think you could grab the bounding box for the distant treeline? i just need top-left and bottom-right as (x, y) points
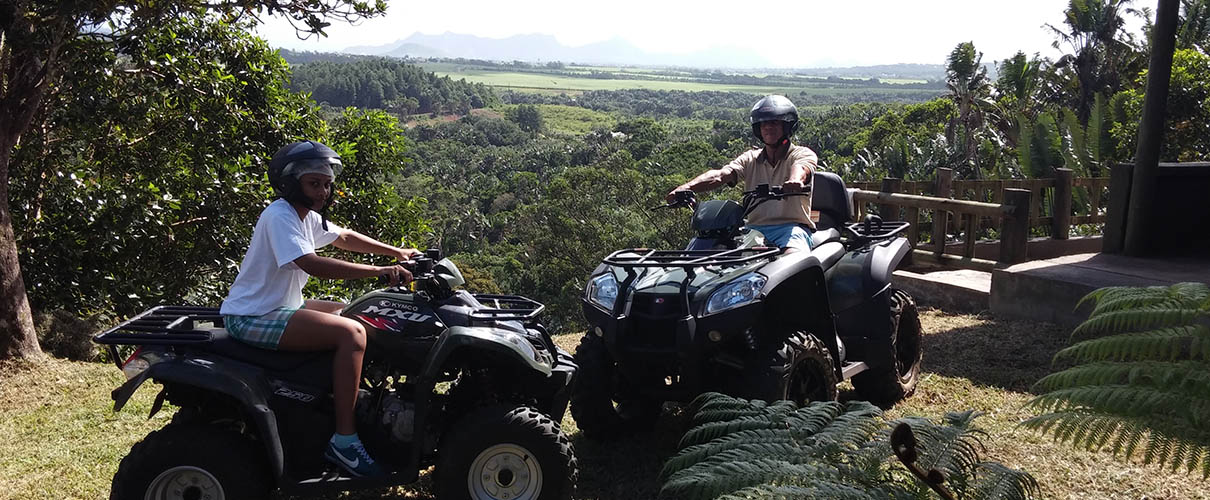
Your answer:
(287, 57), (499, 113)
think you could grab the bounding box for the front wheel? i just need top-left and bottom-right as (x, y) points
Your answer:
(852, 288), (923, 408)
(568, 335), (662, 438)
(436, 405), (578, 500)
(744, 332), (839, 405)
(109, 424), (270, 500)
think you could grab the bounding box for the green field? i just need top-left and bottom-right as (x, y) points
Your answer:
(422, 63), (940, 98)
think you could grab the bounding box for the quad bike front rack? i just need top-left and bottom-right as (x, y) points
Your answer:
(468, 294), (545, 323)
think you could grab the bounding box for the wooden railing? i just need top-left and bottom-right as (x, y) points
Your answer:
(847, 168), (1112, 269)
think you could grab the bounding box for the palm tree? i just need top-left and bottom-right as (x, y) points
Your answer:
(945, 42), (1001, 179)
(1046, 0), (1139, 123)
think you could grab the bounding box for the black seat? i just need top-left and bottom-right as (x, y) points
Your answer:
(811, 171), (852, 231)
(203, 329), (332, 374)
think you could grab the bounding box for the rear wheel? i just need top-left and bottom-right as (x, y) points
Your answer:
(436, 405), (577, 500)
(569, 335), (662, 438)
(109, 424), (270, 500)
(745, 332), (839, 405)
(852, 288), (923, 408)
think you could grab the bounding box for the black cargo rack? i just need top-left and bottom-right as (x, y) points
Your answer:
(845, 220), (911, 240)
(601, 247), (781, 268)
(94, 305), (223, 347)
(469, 294), (545, 322)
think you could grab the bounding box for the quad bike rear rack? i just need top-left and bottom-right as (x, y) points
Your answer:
(845, 219), (911, 241)
(93, 305), (223, 368)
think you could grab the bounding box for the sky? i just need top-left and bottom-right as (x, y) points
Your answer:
(255, 0), (1149, 68)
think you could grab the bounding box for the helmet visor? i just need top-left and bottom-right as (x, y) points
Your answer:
(283, 158), (342, 179)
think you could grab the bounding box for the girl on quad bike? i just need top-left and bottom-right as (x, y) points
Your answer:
(219, 140), (419, 477)
(666, 95), (818, 253)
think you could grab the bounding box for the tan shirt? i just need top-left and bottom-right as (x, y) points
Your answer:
(722, 145), (818, 228)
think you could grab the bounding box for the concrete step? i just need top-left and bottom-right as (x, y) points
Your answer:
(990, 253), (1210, 327)
(893, 268), (991, 314)
(892, 252), (1210, 328)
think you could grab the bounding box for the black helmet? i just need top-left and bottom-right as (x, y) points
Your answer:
(749, 95), (799, 146)
(268, 140), (342, 208)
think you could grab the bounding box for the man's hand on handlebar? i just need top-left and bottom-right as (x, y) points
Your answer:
(782, 179), (805, 194)
(665, 187), (690, 204)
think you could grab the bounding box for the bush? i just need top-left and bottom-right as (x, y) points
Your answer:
(35, 309), (100, 362)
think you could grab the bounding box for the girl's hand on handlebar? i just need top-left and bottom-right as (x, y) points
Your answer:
(377, 264), (413, 287)
(395, 247), (422, 260)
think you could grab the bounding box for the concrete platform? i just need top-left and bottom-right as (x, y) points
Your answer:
(893, 268), (991, 313)
(892, 252), (1209, 327)
(990, 253), (1210, 327)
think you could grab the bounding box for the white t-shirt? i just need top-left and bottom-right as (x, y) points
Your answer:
(220, 199), (344, 316)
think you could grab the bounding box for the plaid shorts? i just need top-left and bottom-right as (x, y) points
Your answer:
(223, 307), (299, 350)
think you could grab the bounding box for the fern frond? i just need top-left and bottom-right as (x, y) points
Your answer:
(1032, 360), (1210, 396)
(662, 441), (809, 479)
(714, 481), (904, 500)
(970, 462), (1043, 500)
(678, 401), (849, 448)
(1072, 308), (1203, 339)
(687, 391), (761, 415)
(1085, 282), (1209, 316)
(1028, 382), (1210, 423)
(693, 399), (799, 426)
(659, 458), (834, 500)
(1054, 325), (1210, 363)
(1021, 411), (1210, 477)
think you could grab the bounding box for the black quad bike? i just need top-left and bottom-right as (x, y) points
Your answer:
(94, 250), (578, 500)
(572, 172), (923, 436)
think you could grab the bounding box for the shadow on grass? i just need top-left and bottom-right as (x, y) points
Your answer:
(568, 409), (688, 500)
(278, 411), (688, 500)
(916, 312), (1071, 392)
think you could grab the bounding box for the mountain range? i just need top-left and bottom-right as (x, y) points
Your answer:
(344, 32), (775, 69)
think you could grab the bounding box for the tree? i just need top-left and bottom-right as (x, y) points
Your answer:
(1110, 48), (1210, 161)
(10, 16), (329, 321)
(0, 1), (386, 360)
(508, 104), (545, 133)
(1046, 0), (1139, 122)
(945, 42), (1001, 179)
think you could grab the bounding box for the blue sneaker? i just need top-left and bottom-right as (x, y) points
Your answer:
(324, 439), (384, 477)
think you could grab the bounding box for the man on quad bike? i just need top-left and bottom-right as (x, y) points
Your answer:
(219, 139), (419, 477)
(666, 95), (818, 252)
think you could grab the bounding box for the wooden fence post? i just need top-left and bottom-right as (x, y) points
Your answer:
(1001, 188), (1031, 264)
(932, 169), (952, 255)
(879, 178), (902, 220)
(1052, 168), (1073, 240)
(904, 206), (920, 266)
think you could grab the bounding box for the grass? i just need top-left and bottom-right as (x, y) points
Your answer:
(2, 309), (1207, 499)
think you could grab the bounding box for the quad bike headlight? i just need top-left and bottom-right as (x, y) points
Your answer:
(587, 273), (619, 311)
(705, 272), (767, 314)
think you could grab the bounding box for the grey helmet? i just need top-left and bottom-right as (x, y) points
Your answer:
(267, 140), (343, 227)
(749, 95), (799, 146)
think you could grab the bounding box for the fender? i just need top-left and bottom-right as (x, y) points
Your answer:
(825, 237), (911, 314)
(110, 356), (286, 481)
(421, 326), (553, 379)
(755, 242), (848, 373)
